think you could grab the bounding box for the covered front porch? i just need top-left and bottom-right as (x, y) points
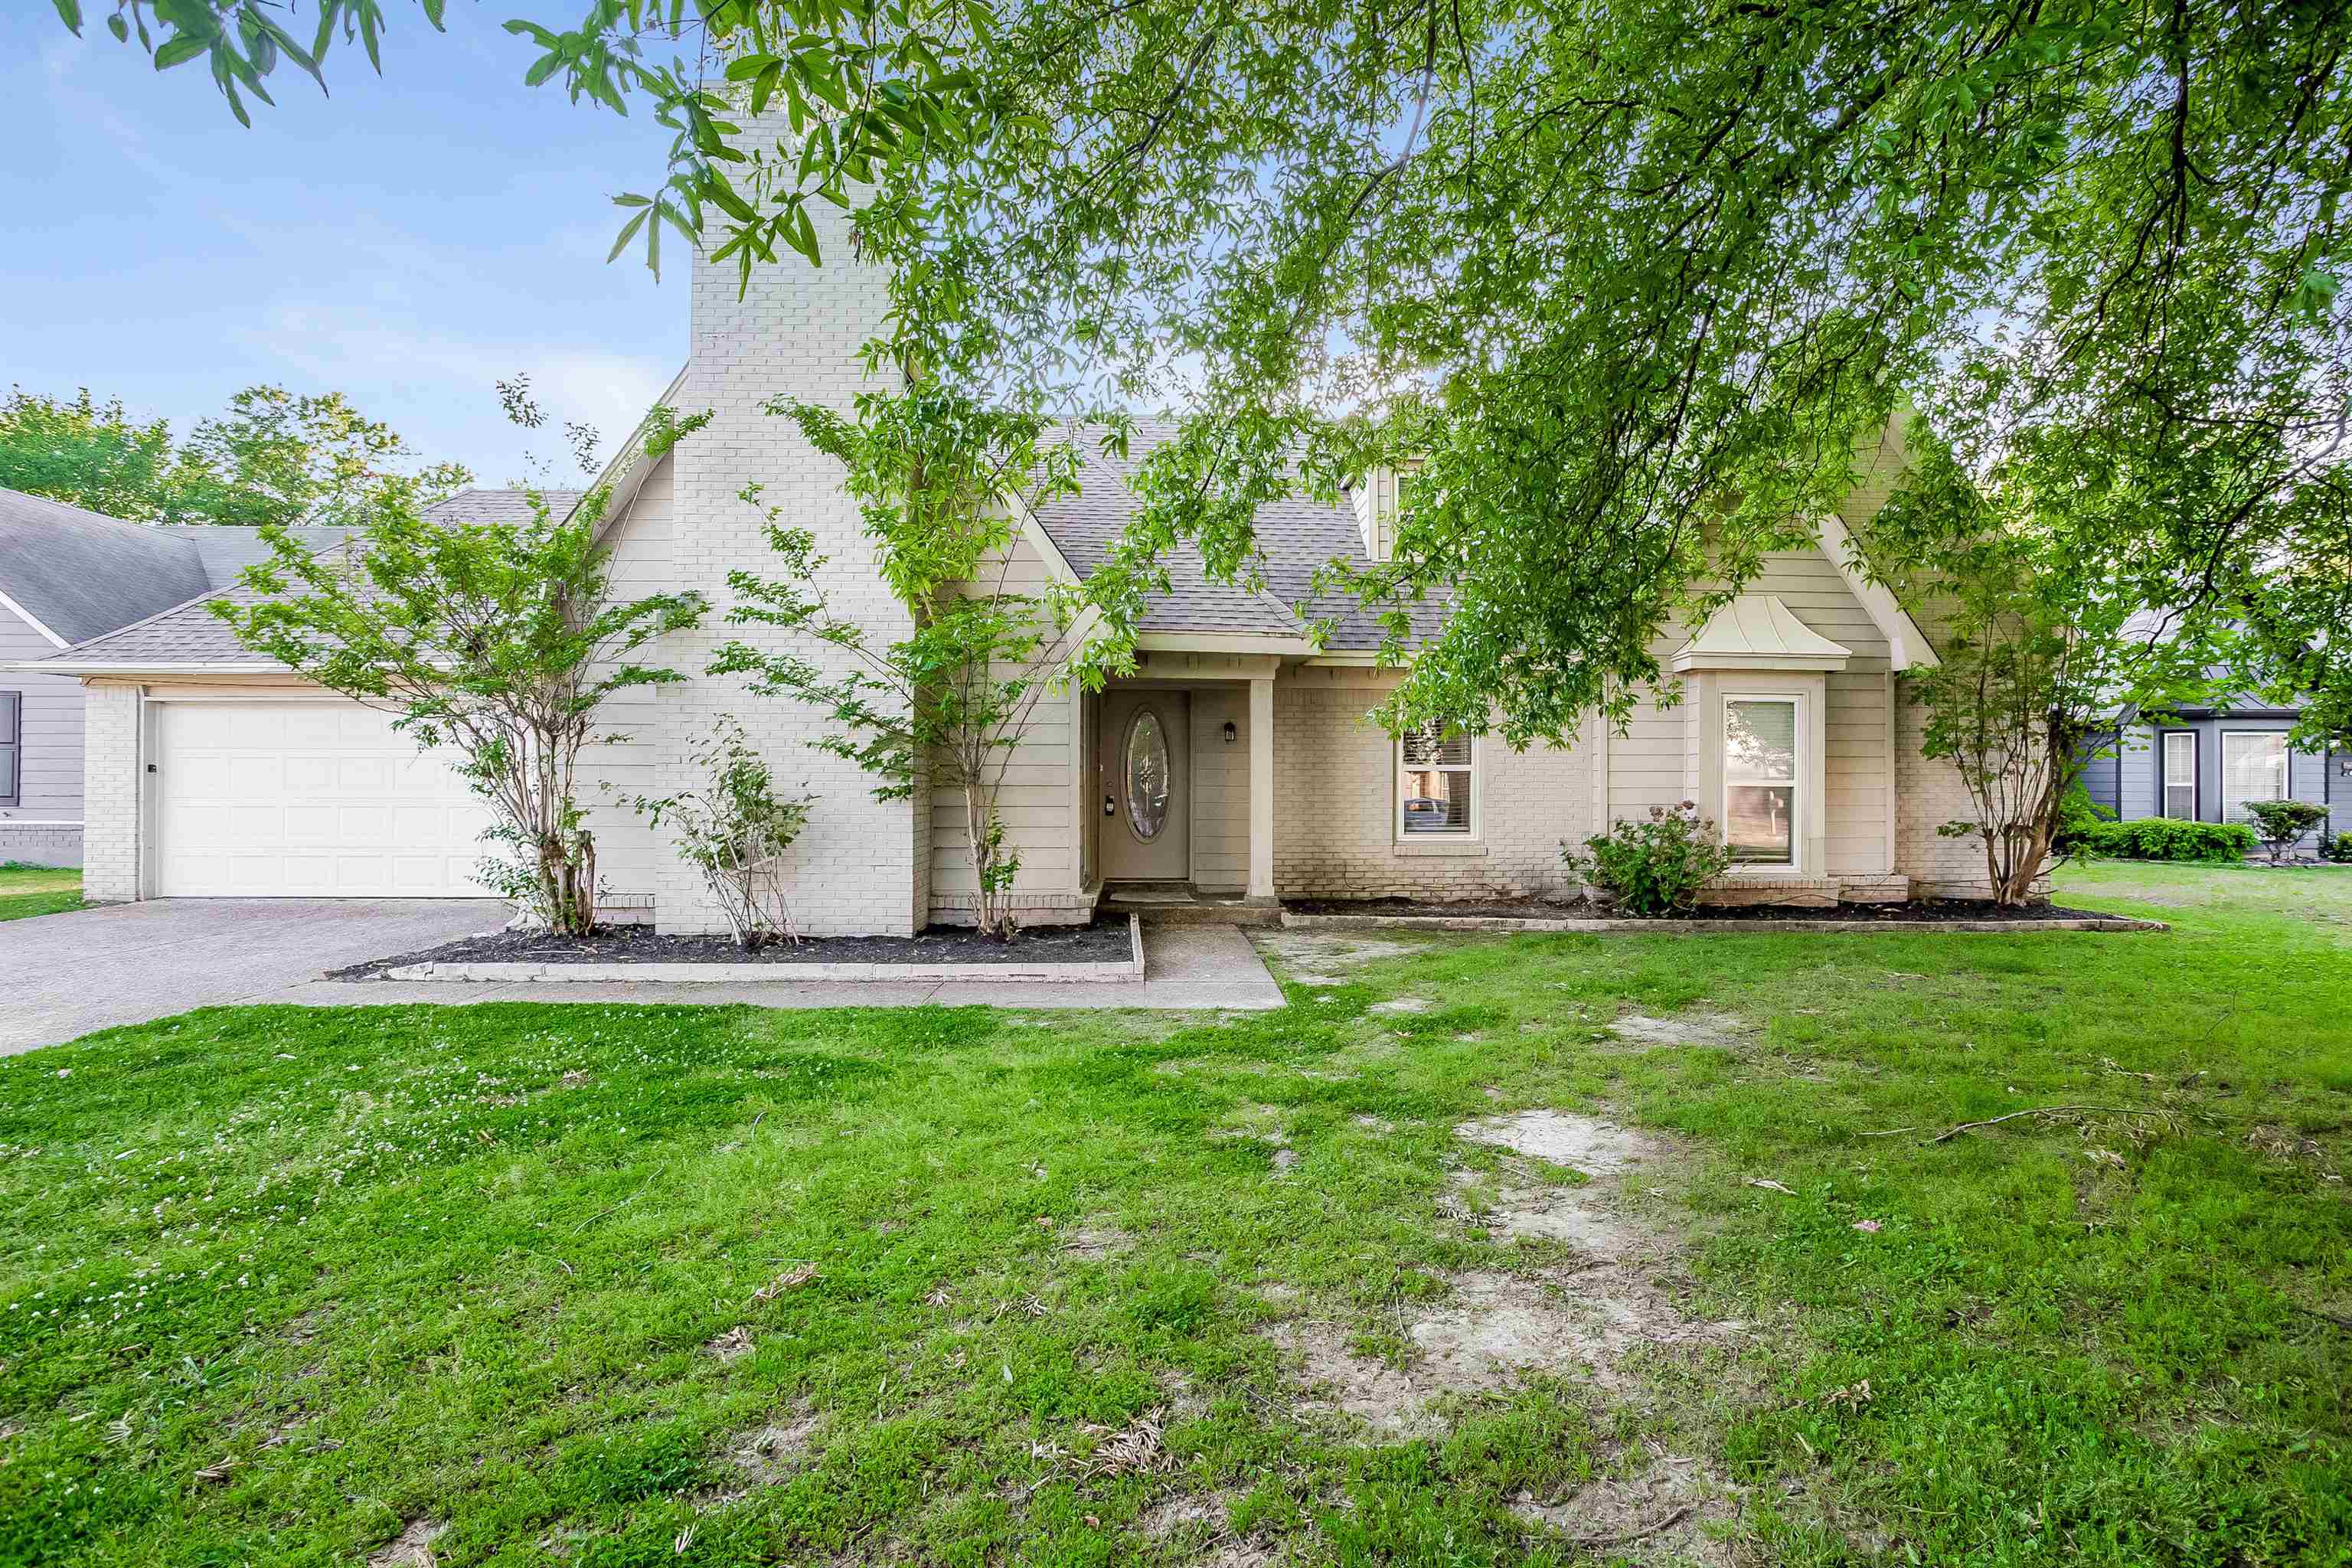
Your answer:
(1083, 648), (1282, 920)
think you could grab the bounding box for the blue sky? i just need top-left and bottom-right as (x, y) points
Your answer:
(2, 7), (687, 488)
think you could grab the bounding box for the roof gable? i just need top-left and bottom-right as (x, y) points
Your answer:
(0, 488), (212, 645)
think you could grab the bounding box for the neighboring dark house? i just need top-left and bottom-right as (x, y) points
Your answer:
(2085, 696), (2343, 851)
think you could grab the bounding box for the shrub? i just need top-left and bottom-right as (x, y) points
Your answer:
(2076, 818), (2257, 863)
(2321, 831), (2352, 864)
(2051, 782), (2114, 856)
(2242, 799), (2331, 864)
(1566, 802), (1735, 916)
(629, 717), (815, 949)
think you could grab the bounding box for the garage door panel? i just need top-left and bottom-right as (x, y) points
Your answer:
(274, 854), (338, 894)
(283, 707), (344, 744)
(155, 701), (492, 897)
(336, 755), (395, 792)
(227, 755), (284, 795)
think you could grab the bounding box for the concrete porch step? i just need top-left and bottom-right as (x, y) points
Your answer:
(1100, 884), (1281, 927)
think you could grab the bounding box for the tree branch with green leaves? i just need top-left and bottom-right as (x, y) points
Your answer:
(710, 387), (1105, 939)
(214, 411), (710, 932)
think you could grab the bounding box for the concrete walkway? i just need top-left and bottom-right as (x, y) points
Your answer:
(2, 898), (509, 1054)
(273, 925), (1287, 1014)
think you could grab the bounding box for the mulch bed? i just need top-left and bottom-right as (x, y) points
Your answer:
(334, 917), (1135, 978)
(1281, 896), (2127, 923)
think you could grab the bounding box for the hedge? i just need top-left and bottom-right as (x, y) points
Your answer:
(2076, 818), (2258, 863)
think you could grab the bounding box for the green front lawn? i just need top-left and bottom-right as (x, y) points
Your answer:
(0, 863), (83, 923)
(3, 864), (2347, 1566)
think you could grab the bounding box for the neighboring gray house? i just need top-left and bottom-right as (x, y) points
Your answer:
(2086, 697), (2343, 850)
(0, 488), (351, 867)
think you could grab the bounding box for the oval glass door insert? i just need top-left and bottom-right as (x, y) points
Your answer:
(1123, 709), (1171, 841)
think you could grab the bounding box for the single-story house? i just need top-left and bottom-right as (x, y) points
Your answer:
(2085, 698), (2343, 850)
(0, 488), (349, 867)
(11, 109), (1993, 933)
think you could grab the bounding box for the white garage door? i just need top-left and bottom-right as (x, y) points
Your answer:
(153, 701), (496, 897)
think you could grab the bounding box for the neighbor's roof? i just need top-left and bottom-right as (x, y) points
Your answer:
(0, 487), (352, 647)
(0, 488), (211, 645)
(14, 488), (573, 670)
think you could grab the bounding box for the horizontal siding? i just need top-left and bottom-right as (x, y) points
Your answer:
(1824, 670), (1890, 874)
(0, 611), (83, 818)
(1191, 687), (1249, 891)
(927, 536), (1081, 900)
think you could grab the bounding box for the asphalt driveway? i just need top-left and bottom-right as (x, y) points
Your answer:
(1, 898), (509, 1054)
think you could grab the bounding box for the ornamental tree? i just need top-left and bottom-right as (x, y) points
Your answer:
(215, 413), (710, 932)
(1864, 430), (2230, 904)
(710, 387), (1102, 940)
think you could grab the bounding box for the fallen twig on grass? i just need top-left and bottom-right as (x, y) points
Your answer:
(2289, 1302), (2352, 1332)
(571, 1165), (667, 1232)
(1560, 1504), (1695, 1549)
(1899, 1106), (2170, 1145)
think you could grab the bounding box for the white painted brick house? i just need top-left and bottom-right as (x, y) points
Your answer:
(16, 162), (1994, 926)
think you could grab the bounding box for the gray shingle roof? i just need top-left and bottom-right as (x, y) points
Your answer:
(1032, 422), (1440, 651)
(0, 488), (214, 645)
(21, 490), (582, 670)
(171, 525), (355, 585)
(30, 438), (1426, 670)
(424, 487), (585, 524)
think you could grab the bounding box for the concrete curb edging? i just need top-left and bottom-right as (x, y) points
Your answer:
(1279, 912), (2168, 936)
(381, 914), (1148, 984)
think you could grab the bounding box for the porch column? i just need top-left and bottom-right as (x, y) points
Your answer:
(1249, 675), (1276, 900)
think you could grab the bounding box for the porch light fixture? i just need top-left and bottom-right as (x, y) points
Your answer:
(1223, 720), (1239, 745)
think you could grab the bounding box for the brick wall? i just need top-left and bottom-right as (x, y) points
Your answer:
(0, 824), (80, 868)
(1272, 668), (1586, 900)
(80, 682), (141, 902)
(656, 106), (922, 936)
(1893, 686), (2004, 897)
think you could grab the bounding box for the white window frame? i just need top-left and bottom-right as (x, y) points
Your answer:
(1396, 724), (1478, 841)
(2160, 730), (2197, 820)
(1723, 692), (1803, 873)
(2220, 730), (2290, 823)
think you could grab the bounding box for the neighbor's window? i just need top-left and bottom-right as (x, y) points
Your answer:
(2221, 731), (2288, 823)
(1724, 697), (1798, 867)
(2161, 730), (2197, 819)
(1399, 723), (1475, 836)
(0, 690), (19, 809)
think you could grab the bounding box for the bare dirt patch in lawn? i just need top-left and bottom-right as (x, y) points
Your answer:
(1606, 1010), (1753, 1051)
(1137, 1488), (1285, 1564)
(366, 1519), (447, 1568)
(1511, 1450), (1739, 1566)
(1455, 1109), (1657, 1175)
(1138, 1489), (1235, 1539)
(720, 1408), (823, 1488)
(1261, 1109), (1741, 1436)
(1060, 1221), (1136, 1260)
(1253, 929), (1436, 985)
(1370, 996), (1434, 1015)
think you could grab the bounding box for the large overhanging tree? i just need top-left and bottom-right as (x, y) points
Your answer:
(64, 0), (2351, 745)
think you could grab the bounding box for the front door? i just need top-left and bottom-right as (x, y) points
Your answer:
(1099, 691), (1190, 881)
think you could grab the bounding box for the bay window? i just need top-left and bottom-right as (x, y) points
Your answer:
(1724, 696), (1799, 867)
